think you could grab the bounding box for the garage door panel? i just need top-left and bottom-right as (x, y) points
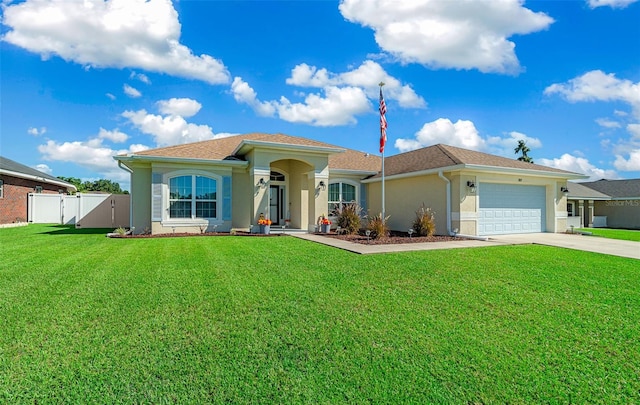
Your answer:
(479, 183), (545, 236)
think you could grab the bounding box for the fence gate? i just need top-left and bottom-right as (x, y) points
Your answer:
(28, 193), (129, 228)
(28, 194), (78, 224)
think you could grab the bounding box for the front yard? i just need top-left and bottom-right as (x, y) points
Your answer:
(577, 227), (640, 241)
(1, 225), (638, 403)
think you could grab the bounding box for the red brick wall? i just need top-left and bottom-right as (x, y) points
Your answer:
(0, 175), (63, 224)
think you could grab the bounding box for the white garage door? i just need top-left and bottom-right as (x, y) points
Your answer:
(478, 183), (546, 235)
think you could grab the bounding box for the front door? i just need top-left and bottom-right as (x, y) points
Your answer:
(269, 185), (284, 225)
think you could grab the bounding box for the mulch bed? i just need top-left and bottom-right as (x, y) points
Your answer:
(109, 231), (281, 238)
(324, 230), (458, 245)
(110, 230), (457, 244)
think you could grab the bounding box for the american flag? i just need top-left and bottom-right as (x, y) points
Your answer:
(379, 87), (387, 153)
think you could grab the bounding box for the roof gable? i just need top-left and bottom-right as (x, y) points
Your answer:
(126, 132), (382, 172)
(377, 144), (581, 178)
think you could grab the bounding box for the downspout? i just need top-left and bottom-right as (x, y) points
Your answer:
(118, 161), (134, 231)
(438, 171), (452, 236)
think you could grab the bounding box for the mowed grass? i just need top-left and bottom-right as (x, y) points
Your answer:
(577, 227), (640, 242)
(1, 225), (639, 403)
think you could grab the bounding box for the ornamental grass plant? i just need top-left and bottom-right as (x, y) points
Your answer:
(336, 202), (362, 235)
(413, 204), (436, 236)
(366, 212), (390, 239)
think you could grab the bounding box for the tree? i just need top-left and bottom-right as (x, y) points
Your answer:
(514, 140), (533, 163)
(57, 177), (128, 194)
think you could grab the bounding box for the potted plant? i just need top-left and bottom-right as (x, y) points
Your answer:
(258, 213), (272, 234)
(318, 214), (331, 233)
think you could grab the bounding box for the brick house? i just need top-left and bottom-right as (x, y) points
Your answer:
(0, 156), (77, 224)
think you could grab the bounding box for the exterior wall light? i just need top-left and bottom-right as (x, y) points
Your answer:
(258, 178), (266, 187)
(318, 180), (326, 190)
(560, 186), (569, 194)
(466, 181), (476, 193)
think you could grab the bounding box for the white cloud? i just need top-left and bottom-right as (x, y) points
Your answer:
(122, 108), (216, 146)
(34, 164), (53, 175)
(396, 118), (485, 152)
(544, 70), (640, 117)
(595, 118), (622, 128)
(2, 0), (230, 84)
(538, 154), (619, 181)
(130, 71), (151, 84)
(286, 60), (426, 108)
(106, 93), (116, 100)
(588, 0), (638, 8)
(27, 126), (46, 136)
(627, 123), (640, 139)
(394, 119), (542, 157)
(614, 149), (640, 171)
(123, 84), (141, 98)
(232, 76), (371, 126)
(98, 128), (128, 143)
(230, 61), (424, 126)
(339, 0), (553, 74)
(38, 136), (149, 184)
(157, 98), (202, 118)
(230, 77), (277, 116)
(276, 86), (371, 126)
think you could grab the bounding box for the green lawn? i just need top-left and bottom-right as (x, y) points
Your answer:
(577, 227), (640, 242)
(1, 225), (639, 403)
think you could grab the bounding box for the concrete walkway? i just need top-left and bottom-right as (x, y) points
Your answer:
(293, 232), (639, 259)
(488, 233), (639, 260)
(293, 233), (506, 254)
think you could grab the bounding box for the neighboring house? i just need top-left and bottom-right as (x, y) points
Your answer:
(114, 133), (585, 236)
(567, 179), (640, 229)
(0, 156), (77, 224)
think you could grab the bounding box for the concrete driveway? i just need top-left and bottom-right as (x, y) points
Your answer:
(488, 233), (639, 260)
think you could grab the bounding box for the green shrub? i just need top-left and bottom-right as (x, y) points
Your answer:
(336, 203), (362, 235)
(367, 213), (390, 240)
(413, 204), (436, 236)
(114, 227), (127, 236)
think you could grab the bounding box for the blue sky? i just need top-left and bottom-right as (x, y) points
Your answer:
(1, 0), (639, 190)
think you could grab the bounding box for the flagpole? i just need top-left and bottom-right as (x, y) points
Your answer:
(379, 82), (386, 221)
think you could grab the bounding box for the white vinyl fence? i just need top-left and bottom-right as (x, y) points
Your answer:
(28, 193), (130, 228)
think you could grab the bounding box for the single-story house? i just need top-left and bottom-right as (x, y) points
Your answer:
(114, 133), (586, 236)
(567, 179), (640, 229)
(0, 156), (77, 225)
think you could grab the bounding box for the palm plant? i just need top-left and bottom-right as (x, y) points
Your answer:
(515, 140), (533, 163)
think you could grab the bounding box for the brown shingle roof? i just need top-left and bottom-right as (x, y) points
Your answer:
(375, 144), (580, 177)
(579, 179), (640, 198)
(125, 136), (581, 178)
(567, 182), (610, 199)
(129, 133), (382, 172)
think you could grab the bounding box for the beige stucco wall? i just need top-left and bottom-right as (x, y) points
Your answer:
(231, 167), (251, 229)
(463, 173), (568, 235)
(594, 200), (640, 229)
(149, 162), (235, 234)
(367, 173), (448, 235)
(368, 171), (570, 236)
(248, 150), (329, 232)
(130, 165), (151, 234)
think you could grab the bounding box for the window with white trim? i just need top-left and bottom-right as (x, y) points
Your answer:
(169, 175), (217, 219)
(328, 182), (356, 216)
